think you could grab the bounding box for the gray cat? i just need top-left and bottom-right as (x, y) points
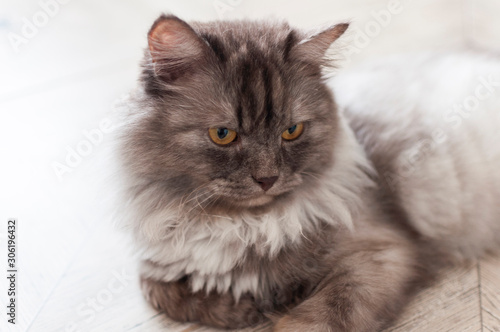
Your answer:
(114, 14), (500, 331)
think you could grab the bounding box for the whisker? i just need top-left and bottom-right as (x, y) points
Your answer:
(190, 191), (217, 215)
(179, 183), (210, 208)
(301, 171), (322, 181)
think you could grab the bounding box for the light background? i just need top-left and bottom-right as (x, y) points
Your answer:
(1, 0), (499, 331)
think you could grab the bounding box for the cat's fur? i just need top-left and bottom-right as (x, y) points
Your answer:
(115, 14), (500, 331)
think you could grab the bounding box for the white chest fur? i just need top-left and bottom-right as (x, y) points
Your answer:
(125, 121), (371, 298)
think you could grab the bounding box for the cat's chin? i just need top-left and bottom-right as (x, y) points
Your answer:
(230, 194), (276, 208)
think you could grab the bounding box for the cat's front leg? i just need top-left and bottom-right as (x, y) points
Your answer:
(140, 276), (266, 329)
(274, 225), (424, 332)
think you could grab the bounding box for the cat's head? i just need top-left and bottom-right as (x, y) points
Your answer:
(122, 15), (348, 211)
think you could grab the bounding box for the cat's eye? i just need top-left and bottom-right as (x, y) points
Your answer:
(281, 123), (304, 141)
(209, 127), (238, 145)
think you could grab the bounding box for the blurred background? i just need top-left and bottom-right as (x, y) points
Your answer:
(0, 1), (499, 331)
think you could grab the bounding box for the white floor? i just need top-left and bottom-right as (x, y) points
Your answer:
(1, 1), (499, 331)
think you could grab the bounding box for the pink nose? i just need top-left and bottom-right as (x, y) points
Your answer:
(252, 176), (278, 191)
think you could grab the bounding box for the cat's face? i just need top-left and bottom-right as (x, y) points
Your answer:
(123, 16), (348, 210)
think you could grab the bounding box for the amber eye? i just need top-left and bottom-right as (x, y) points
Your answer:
(209, 127), (238, 145)
(281, 123), (304, 141)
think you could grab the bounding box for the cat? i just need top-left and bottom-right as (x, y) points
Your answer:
(113, 14), (500, 331)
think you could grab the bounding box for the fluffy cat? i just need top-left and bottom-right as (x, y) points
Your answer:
(114, 14), (500, 331)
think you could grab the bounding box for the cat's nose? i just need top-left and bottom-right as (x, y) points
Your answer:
(252, 176), (278, 191)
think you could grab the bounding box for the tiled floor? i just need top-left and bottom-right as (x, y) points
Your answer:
(0, 1), (499, 331)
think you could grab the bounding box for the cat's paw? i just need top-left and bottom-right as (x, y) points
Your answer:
(140, 276), (198, 323)
(141, 276), (267, 329)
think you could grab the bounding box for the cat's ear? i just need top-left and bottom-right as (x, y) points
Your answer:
(292, 23), (349, 61)
(147, 14), (209, 81)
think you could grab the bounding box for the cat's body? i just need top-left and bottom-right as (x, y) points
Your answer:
(334, 52), (500, 260)
(116, 15), (500, 331)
